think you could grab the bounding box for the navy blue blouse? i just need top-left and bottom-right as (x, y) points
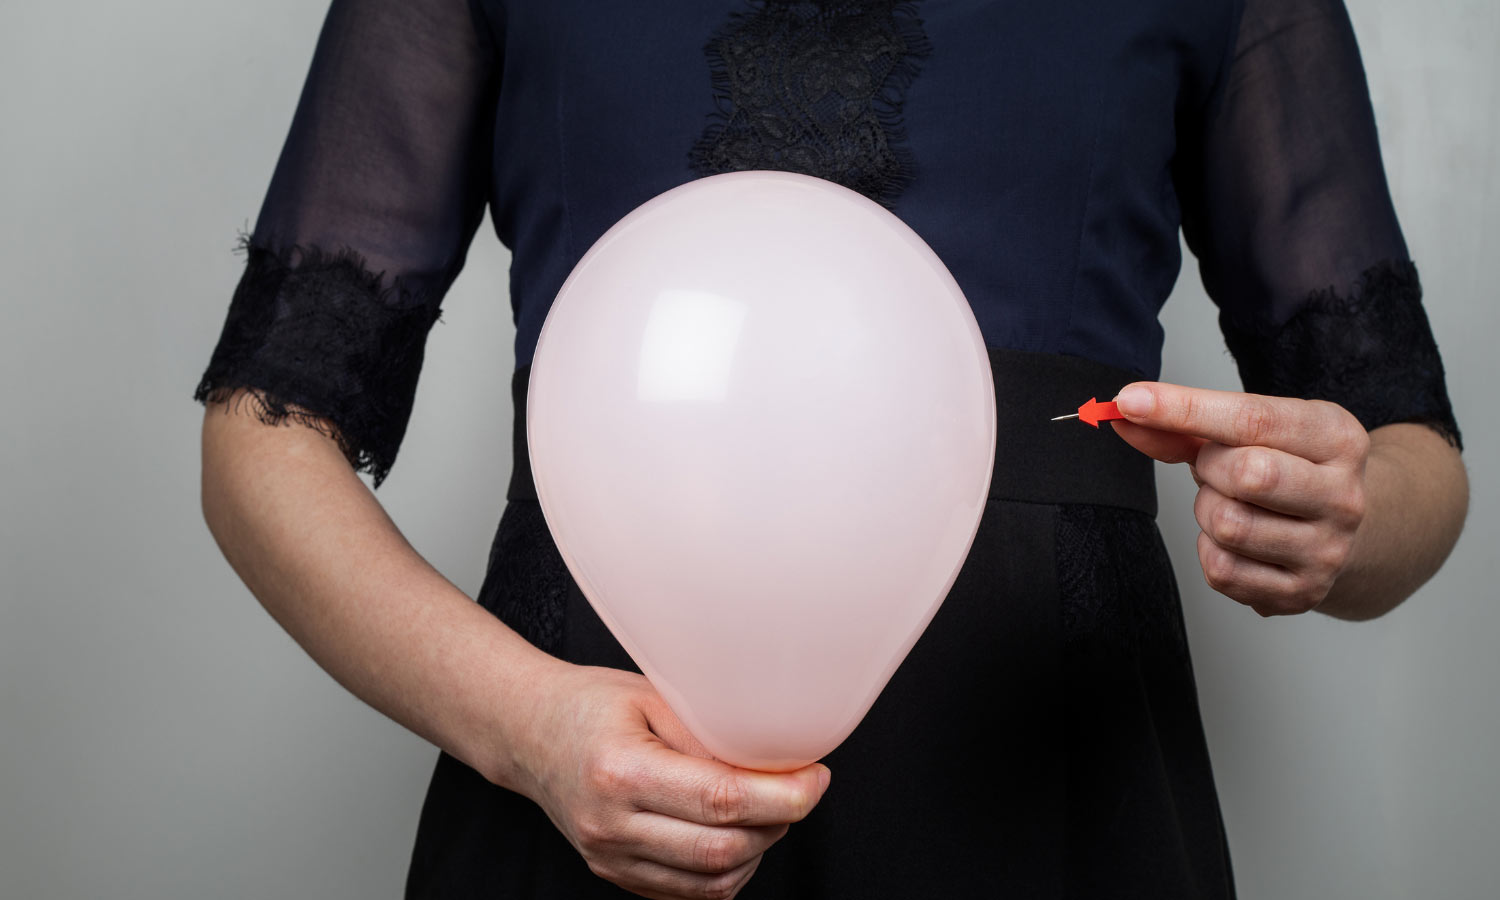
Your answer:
(197, 0), (1459, 485)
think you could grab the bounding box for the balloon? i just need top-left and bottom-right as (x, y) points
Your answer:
(528, 171), (995, 772)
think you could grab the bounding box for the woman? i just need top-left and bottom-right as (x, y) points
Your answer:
(196, 0), (1467, 897)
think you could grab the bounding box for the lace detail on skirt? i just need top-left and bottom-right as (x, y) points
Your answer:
(193, 240), (443, 486)
(689, 0), (932, 207)
(1220, 259), (1462, 449)
(1056, 505), (1186, 658)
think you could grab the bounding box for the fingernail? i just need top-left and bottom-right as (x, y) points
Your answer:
(817, 766), (831, 792)
(1116, 385), (1153, 417)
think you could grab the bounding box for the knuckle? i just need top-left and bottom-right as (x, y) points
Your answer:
(703, 775), (749, 825)
(1233, 448), (1280, 497)
(1314, 401), (1370, 456)
(1288, 579), (1326, 613)
(1211, 501), (1254, 549)
(1337, 483), (1367, 526)
(582, 749), (637, 798)
(1233, 401), (1278, 446)
(1192, 485), (1215, 527)
(1176, 390), (1200, 428)
(699, 873), (743, 900)
(583, 855), (615, 882)
(1200, 542), (1237, 593)
(1314, 540), (1352, 578)
(1277, 568), (1325, 608)
(1306, 398), (1341, 424)
(573, 812), (612, 850)
(1348, 425), (1371, 459)
(786, 784), (815, 822)
(694, 830), (744, 874)
(1255, 588), (1295, 616)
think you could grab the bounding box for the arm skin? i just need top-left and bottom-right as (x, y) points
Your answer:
(200, 393), (828, 900)
(1110, 383), (1468, 621)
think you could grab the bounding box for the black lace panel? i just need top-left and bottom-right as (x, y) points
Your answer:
(477, 501), (568, 655)
(193, 242), (444, 487)
(1220, 259), (1463, 449)
(1057, 505), (1187, 660)
(689, 0), (932, 207)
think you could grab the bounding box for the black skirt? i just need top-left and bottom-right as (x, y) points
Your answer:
(406, 349), (1236, 899)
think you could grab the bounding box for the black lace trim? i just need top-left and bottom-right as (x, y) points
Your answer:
(689, 0), (932, 207)
(193, 240), (443, 487)
(477, 501), (568, 655)
(1057, 505), (1187, 659)
(1220, 259), (1462, 450)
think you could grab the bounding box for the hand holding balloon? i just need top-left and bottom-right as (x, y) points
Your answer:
(511, 663), (830, 900)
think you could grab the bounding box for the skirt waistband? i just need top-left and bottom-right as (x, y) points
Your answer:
(506, 346), (1156, 516)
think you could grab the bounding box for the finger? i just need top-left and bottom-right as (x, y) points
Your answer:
(623, 813), (787, 873)
(1197, 531), (1327, 616)
(1115, 384), (1363, 463)
(612, 852), (761, 900)
(1193, 443), (1362, 521)
(1193, 484), (1327, 568)
(1109, 418), (1206, 465)
(632, 744), (830, 827)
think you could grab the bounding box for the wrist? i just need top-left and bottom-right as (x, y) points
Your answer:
(1317, 424), (1467, 620)
(459, 639), (576, 792)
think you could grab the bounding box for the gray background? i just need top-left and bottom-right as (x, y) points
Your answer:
(2, 1), (1495, 897)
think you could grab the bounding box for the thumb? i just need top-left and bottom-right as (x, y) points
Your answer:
(635, 689), (718, 761)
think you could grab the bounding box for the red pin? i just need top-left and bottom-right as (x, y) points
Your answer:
(1051, 397), (1124, 428)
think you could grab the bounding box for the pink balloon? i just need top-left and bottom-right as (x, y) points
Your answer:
(528, 171), (995, 772)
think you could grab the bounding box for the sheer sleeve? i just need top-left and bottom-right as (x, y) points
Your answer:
(194, 0), (498, 485)
(1179, 0), (1461, 448)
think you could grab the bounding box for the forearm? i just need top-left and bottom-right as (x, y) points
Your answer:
(199, 395), (566, 787)
(1319, 422), (1468, 620)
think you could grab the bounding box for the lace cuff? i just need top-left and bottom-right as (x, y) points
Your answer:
(193, 243), (443, 486)
(1220, 259), (1462, 449)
